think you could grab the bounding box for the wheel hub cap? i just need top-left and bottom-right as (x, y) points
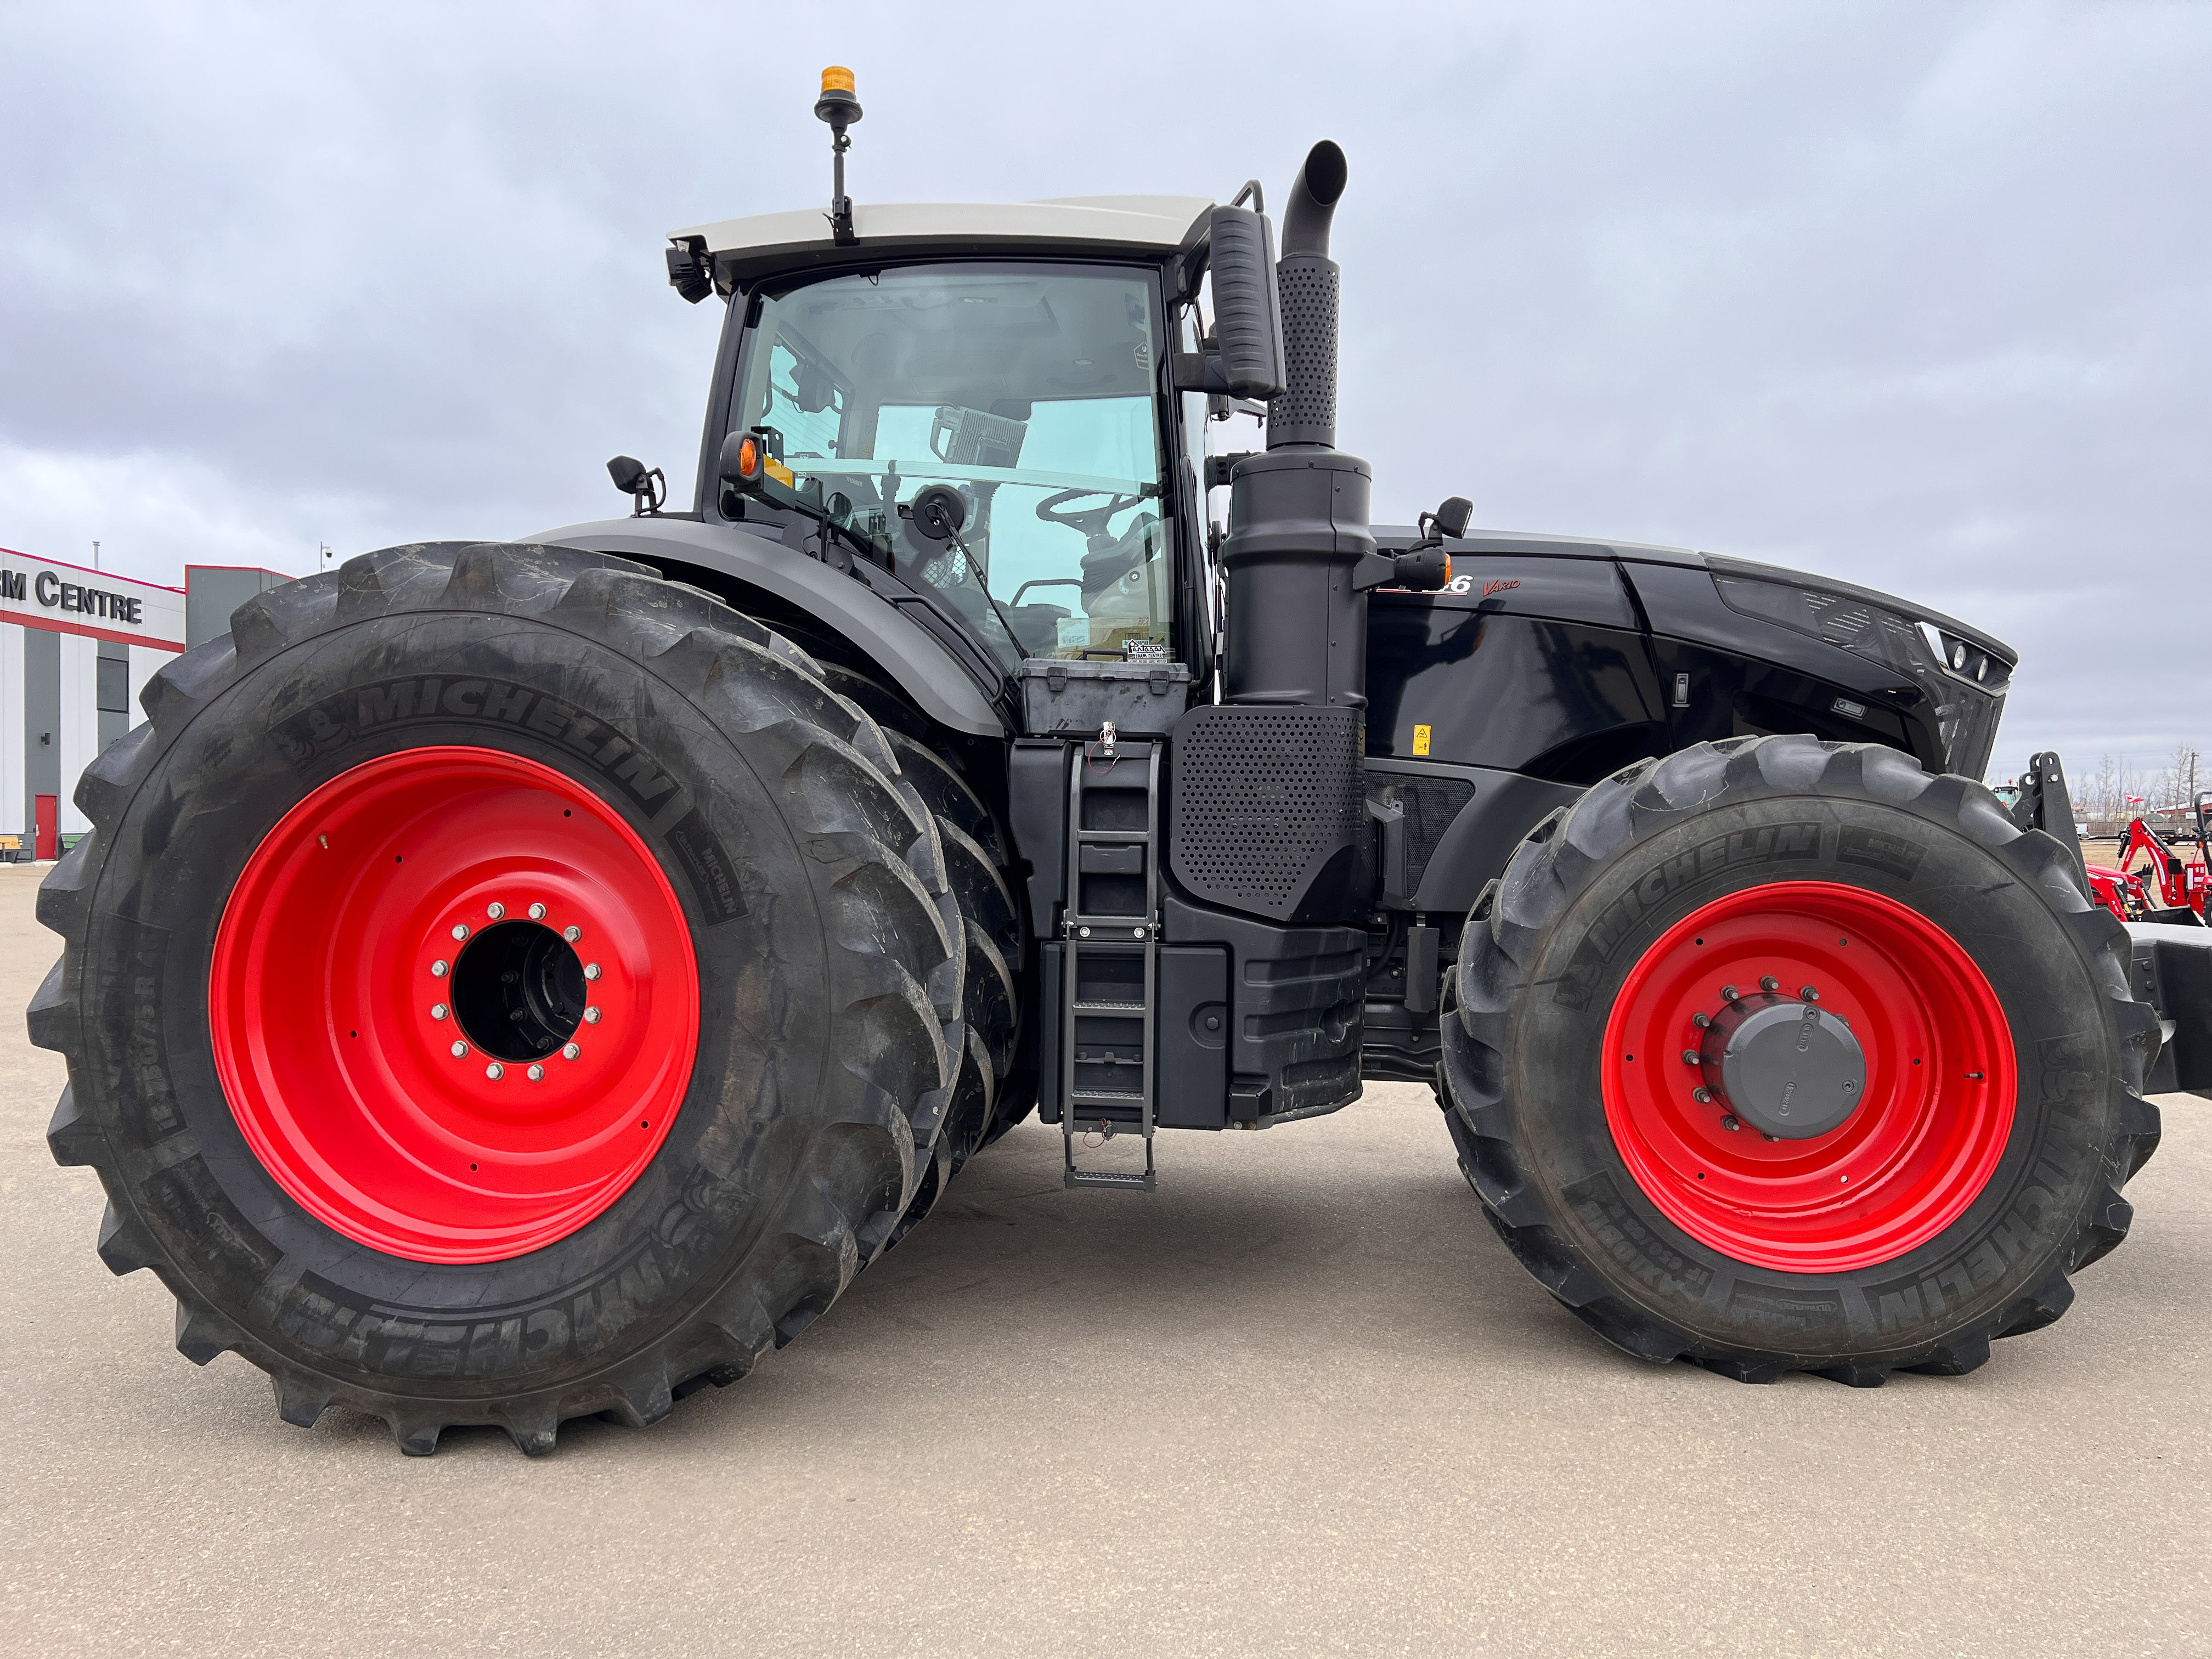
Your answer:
(1700, 991), (1866, 1139)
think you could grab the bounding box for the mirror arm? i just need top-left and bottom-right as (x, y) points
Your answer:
(1350, 553), (1402, 592)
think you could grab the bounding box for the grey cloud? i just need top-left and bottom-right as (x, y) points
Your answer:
(2, 0), (2205, 783)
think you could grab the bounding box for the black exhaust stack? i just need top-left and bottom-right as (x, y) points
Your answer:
(1267, 139), (1348, 452)
(1173, 142), (1378, 930)
(1217, 140), (1374, 713)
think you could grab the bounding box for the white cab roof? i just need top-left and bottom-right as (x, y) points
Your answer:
(672, 196), (1214, 285)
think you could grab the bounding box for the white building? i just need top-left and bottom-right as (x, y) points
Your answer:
(2, 549), (186, 860)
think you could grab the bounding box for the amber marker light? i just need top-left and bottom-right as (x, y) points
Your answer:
(735, 436), (760, 479)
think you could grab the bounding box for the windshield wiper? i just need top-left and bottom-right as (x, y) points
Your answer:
(940, 528), (1028, 661)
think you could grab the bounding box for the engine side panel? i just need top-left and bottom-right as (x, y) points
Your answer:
(1366, 546), (1665, 776)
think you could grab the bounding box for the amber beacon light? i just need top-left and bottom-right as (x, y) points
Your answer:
(815, 66), (863, 244)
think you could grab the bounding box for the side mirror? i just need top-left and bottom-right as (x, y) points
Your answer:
(899, 483), (967, 551)
(606, 454), (665, 516)
(1171, 207), (1285, 402)
(1404, 495), (1473, 557)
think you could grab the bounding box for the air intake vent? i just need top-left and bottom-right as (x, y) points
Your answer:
(1170, 704), (1364, 923)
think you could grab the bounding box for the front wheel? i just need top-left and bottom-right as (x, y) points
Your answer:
(1441, 736), (2162, 1384)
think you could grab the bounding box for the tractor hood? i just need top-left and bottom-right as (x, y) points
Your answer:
(1372, 525), (2017, 670)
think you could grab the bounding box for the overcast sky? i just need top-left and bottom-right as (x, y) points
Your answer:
(3, 1), (2206, 785)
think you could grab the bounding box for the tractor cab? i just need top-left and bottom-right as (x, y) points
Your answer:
(701, 240), (1193, 668)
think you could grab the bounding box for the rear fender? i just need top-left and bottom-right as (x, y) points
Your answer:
(532, 516), (1005, 738)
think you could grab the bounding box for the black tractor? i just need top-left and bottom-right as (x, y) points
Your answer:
(38, 72), (2211, 1453)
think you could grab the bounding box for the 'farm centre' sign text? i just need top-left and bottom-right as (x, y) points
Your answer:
(0, 550), (185, 651)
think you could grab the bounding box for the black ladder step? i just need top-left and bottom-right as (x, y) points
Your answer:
(1064, 1170), (1157, 1192)
(1070, 1000), (1145, 1013)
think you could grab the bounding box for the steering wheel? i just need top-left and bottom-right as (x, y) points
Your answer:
(1035, 488), (1146, 550)
(1009, 578), (1084, 608)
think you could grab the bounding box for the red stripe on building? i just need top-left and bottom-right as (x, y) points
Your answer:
(4, 611), (185, 652)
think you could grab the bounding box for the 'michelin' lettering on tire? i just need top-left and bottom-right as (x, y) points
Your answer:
(35, 540), (993, 1454)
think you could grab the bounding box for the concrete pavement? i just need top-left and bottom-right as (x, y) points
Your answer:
(1, 860), (2205, 1656)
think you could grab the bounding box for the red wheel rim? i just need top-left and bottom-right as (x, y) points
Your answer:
(1601, 881), (2015, 1273)
(210, 747), (700, 1263)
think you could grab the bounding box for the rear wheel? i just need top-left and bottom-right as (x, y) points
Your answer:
(1441, 736), (2162, 1383)
(37, 541), (971, 1452)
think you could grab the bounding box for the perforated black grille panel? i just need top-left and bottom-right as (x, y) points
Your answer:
(1267, 255), (1339, 447)
(1170, 704), (1364, 921)
(1395, 776), (1476, 895)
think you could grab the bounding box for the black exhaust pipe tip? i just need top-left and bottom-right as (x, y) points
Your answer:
(1281, 140), (1348, 258)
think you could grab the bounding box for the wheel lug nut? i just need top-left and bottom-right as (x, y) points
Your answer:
(1720, 985), (1739, 1001)
(450, 1041), (468, 1058)
(527, 1064), (545, 1081)
(1801, 986), (1820, 1001)
(529, 903), (547, 920)
(487, 902), (505, 920)
(563, 926), (581, 943)
(584, 963), (601, 981)
(584, 1007), (602, 1024)
(562, 1042), (581, 1060)
(431, 1003), (449, 1020)
(1721, 1114), (1740, 1131)
(1692, 1012), (1712, 1029)
(1680, 1049), (1701, 1065)
(1759, 975), (1779, 992)
(1761, 1132), (1779, 1143)
(452, 924), (470, 941)
(1693, 1087), (1713, 1103)
(431, 960), (448, 978)
(486, 1063), (504, 1080)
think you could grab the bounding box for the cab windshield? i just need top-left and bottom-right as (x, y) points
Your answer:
(732, 263), (1170, 668)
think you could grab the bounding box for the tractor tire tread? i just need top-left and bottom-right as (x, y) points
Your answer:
(33, 539), (972, 1455)
(1440, 733), (2159, 1387)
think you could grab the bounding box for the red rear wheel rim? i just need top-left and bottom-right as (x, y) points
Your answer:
(1601, 881), (2015, 1273)
(210, 747), (700, 1264)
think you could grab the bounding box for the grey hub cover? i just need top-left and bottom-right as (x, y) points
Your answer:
(1699, 992), (1866, 1139)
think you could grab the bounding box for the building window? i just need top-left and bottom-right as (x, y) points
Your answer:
(97, 656), (130, 715)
